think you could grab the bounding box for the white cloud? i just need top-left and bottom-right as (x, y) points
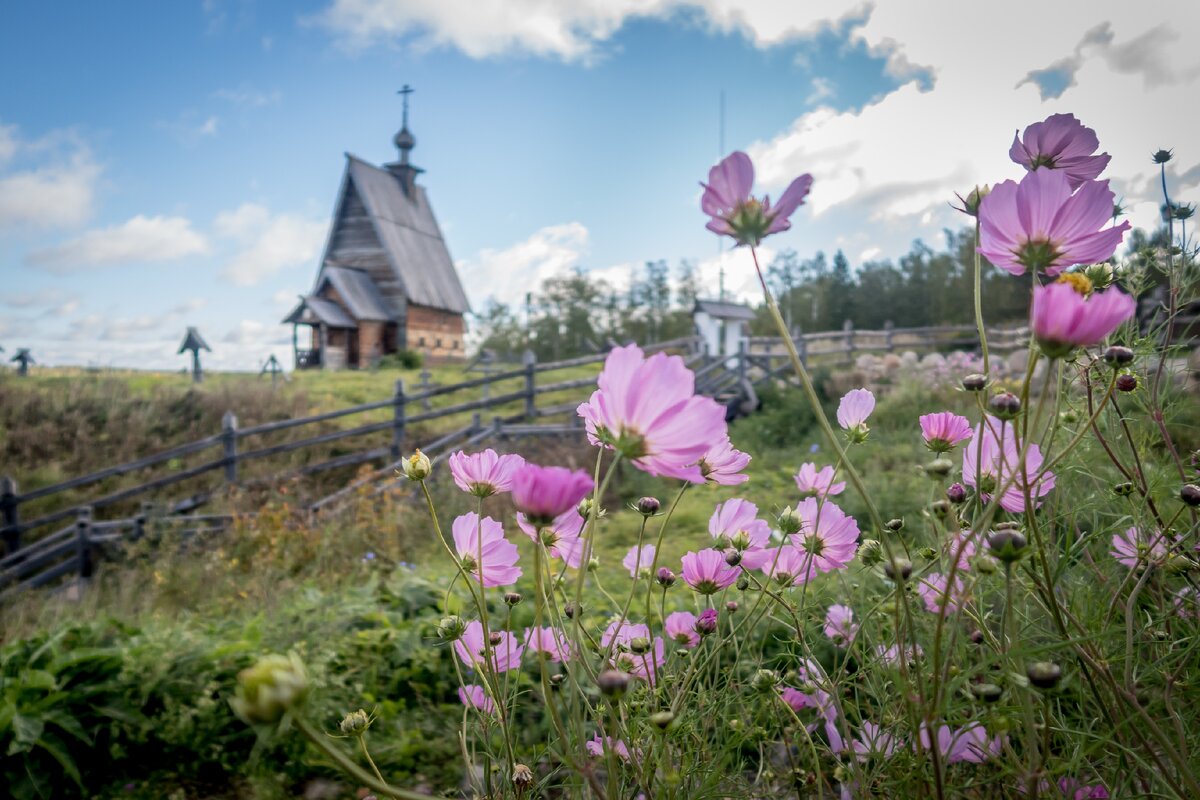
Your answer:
(0, 121), (100, 229)
(215, 203), (326, 286)
(806, 76), (836, 105)
(458, 222), (590, 307)
(214, 86), (282, 108)
(25, 215), (209, 272)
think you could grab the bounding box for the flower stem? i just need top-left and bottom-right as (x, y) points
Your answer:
(294, 717), (432, 800)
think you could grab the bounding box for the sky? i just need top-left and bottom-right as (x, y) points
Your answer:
(2, 0), (1198, 371)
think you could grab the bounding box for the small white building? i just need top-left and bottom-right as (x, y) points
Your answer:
(693, 299), (755, 357)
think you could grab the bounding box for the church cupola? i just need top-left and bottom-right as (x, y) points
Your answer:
(386, 84), (424, 196)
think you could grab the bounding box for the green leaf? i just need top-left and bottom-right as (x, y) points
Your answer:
(7, 712), (44, 754)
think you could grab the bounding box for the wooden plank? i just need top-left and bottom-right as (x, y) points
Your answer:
(0, 523), (74, 569)
(296, 447), (391, 476)
(0, 539), (75, 586)
(406, 390), (528, 424)
(236, 399), (392, 437)
(534, 375), (596, 395)
(238, 420), (393, 462)
(17, 434), (222, 504)
(535, 400), (583, 417)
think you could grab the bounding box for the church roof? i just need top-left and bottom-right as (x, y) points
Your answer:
(338, 155), (470, 314)
(316, 266), (395, 322)
(694, 299), (756, 321)
(282, 296), (357, 328)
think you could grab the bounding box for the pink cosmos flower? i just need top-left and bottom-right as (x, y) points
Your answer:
(680, 548), (741, 594)
(852, 721), (901, 760)
(516, 508), (587, 569)
(755, 546), (815, 586)
(586, 735), (632, 762)
(457, 684), (496, 714)
(779, 664), (843, 752)
(447, 449), (526, 497)
(1010, 113), (1111, 190)
(577, 344), (728, 483)
(792, 497), (860, 573)
(708, 498), (772, 553)
(836, 389), (875, 430)
(962, 416), (1056, 513)
(978, 169), (1130, 277)
(917, 573), (968, 616)
(1110, 527), (1169, 569)
(1047, 778), (1111, 799)
(601, 621), (665, 685)
(877, 642), (923, 667)
(454, 621), (524, 674)
(524, 626), (573, 662)
(824, 604), (859, 646)
(919, 722), (1003, 764)
(1031, 280), (1136, 358)
(944, 529), (978, 572)
(794, 462), (846, 498)
(1175, 586), (1200, 619)
(701, 150), (814, 247)
(622, 544), (656, 578)
(451, 512), (522, 587)
(919, 412), (974, 454)
(698, 437), (751, 485)
(511, 463), (593, 526)
(664, 611), (700, 648)
(601, 619), (651, 649)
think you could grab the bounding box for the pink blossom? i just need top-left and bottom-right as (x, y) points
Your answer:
(919, 412), (974, 454)
(1110, 527), (1169, 569)
(836, 388), (875, 430)
(516, 508), (587, 569)
(454, 621), (524, 674)
(523, 626), (573, 662)
(779, 679), (843, 752)
(1010, 113), (1111, 189)
(586, 735), (632, 761)
(680, 548), (740, 594)
(1031, 280), (1136, 358)
(978, 168), (1130, 277)
(622, 544), (657, 577)
(917, 573), (968, 615)
(664, 611), (700, 648)
(451, 512), (522, 587)
(700, 150), (813, 247)
(1175, 586), (1200, 619)
(852, 721), (901, 760)
(794, 462), (846, 498)
(876, 642), (923, 667)
(1049, 778), (1111, 799)
(919, 722), (1003, 764)
(577, 344), (728, 483)
(792, 497), (860, 573)
(698, 437), (751, 485)
(457, 684), (495, 714)
(708, 498), (771, 552)
(823, 604), (859, 646)
(511, 463), (593, 526)
(962, 416), (1056, 513)
(755, 546), (815, 586)
(944, 529), (978, 572)
(447, 449), (526, 497)
(602, 621), (666, 685)
(601, 619), (651, 649)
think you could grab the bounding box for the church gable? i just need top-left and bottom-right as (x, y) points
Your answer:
(322, 177), (407, 319)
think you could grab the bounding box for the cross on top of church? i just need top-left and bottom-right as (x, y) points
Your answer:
(398, 84), (414, 128)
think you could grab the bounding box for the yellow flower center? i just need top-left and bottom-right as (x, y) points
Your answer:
(1056, 272), (1093, 297)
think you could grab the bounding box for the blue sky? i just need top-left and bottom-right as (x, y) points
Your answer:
(2, 1), (1197, 369)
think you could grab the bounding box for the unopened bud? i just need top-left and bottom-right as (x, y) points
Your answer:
(725, 600), (739, 613)
(751, 668), (779, 693)
(962, 373), (987, 392)
(858, 539), (883, 566)
(731, 530), (751, 551)
(597, 669), (631, 697)
(1060, 409), (1079, 424)
(986, 529), (1028, 564)
(883, 557), (912, 582)
(736, 574), (750, 591)
(230, 652), (309, 725)
(925, 459), (953, 478)
(504, 591), (523, 606)
(1026, 661), (1063, 689)
(724, 549), (742, 567)
(1116, 373), (1138, 392)
(695, 609), (719, 636)
(885, 518), (905, 532)
(1103, 345), (1134, 366)
(636, 496), (661, 516)
(656, 567), (676, 587)
(489, 632), (503, 647)
(438, 615), (467, 641)
(930, 499), (952, 518)
(650, 711), (675, 730)
(587, 557), (600, 572)
(564, 602), (578, 620)
(778, 506), (802, 535)
(971, 683), (1003, 703)
(989, 391), (1021, 420)
(1084, 262), (1115, 290)
(399, 450), (431, 481)
(946, 483), (967, 504)
(629, 637), (651, 655)
(917, 546), (938, 562)
(1152, 149), (1173, 164)
(550, 673), (565, 687)
(1181, 484), (1200, 507)
(339, 708), (371, 736)
(972, 554), (998, 574)
(577, 498), (604, 520)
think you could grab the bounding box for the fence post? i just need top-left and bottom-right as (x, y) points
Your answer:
(75, 506), (93, 580)
(391, 379), (407, 460)
(1, 476), (20, 555)
(471, 412), (482, 434)
(737, 339), (747, 385)
(842, 319), (855, 364)
(492, 416), (504, 440)
(221, 411), (239, 483)
(884, 320), (895, 353)
(795, 331), (808, 369)
(522, 349), (537, 422)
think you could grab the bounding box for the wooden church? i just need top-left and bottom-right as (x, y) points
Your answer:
(283, 90), (469, 368)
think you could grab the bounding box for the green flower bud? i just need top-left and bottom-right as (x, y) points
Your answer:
(986, 530), (1028, 564)
(972, 554), (999, 574)
(504, 591), (523, 606)
(971, 683), (1003, 703)
(399, 450), (431, 481)
(629, 637), (651, 655)
(917, 546), (938, 562)
(339, 708), (371, 736)
(858, 539), (883, 566)
(1026, 661), (1063, 689)
(438, 615), (467, 641)
(650, 711), (675, 730)
(751, 668), (779, 693)
(989, 391), (1021, 421)
(778, 506), (803, 535)
(230, 652), (309, 725)
(597, 669), (631, 698)
(885, 518), (905, 532)
(925, 459), (954, 478)
(883, 557), (912, 582)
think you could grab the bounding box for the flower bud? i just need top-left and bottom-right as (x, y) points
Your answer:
(885, 518), (905, 532)
(1116, 373), (1138, 392)
(986, 529), (1028, 564)
(1103, 345), (1134, 366)
(597, 669), (631, 697)
(751, 668), (779, 693)
(969, 629), (985, 645)
(971, 683), (1003, 703)
(1190, 449), (1200, 474)
(636, 496), (661, 516)
(917, 546), (938, 562)
(946, 483), (967, 504)
(731, 530), (752, 551)
(1181, 484), (1200, 507)
(650, 711), (675, 730)
(858, 539), (883, 566)
(629, 637), (652, 655)
(339, 708), (371, 736)
(399, 450), (431, 481)
(512, 763), (535, 792)
(1153, 149), (1173, 164)
(925, 459), (953, 478)
(989, 391), (1021, 420)
(724, 549), (742, 567)
(725, 600), (739, 613)
(1026, 661), (1063, 689)
(587, 557), (600, 572)
(695, 608), (719, 636)
(504, 591), (523, 607)
(550, 673), (565, 688)
(489, 632), (504, 647)
(736, 574), (750, 591)
(778, 506), (802, 535)
(972, 554), (998, 574)
(1059, 409), (1078, 424)
(953, 185), (990, 217)
(883, 557), (912, 582)
(438, 615), (467, 641)
(962, 373), (987, 392)
(1084, 262), (1115, 290)
(930, 499), (952, 518)
(577, 497), (604, 520)
(656, 567), (676, 587)
(564, 602), (578, 620)
(230, 652), (309, 725)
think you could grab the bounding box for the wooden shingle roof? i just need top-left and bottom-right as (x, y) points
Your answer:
(316, 266), (395, 321)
